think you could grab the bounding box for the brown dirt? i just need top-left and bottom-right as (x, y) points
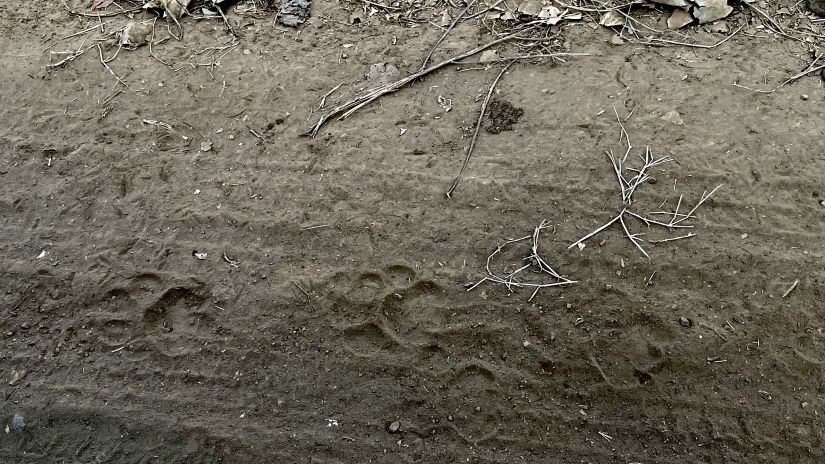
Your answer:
(2, 1), (825, 463)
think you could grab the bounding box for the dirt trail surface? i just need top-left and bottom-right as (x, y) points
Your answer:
(2, 1), (825, 463)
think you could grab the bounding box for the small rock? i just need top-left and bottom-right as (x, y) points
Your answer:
(517, 0), (543, 17)
(522, 340), (531, 348)
(667, 8), (693, 29)
(200, 141), (213, 152)
(801, 401), (809, 409)
(566, 303), (573, 309)
(661, 109), (684, 125)
(447, 415), (454, 421)
(693, 0), (733, 24)
(801, 94), (809, 101)
(11, 414), (24, 432)
(599, 10), (624, 27)
(708, 20), (729, 34)
(679, 316), (692, 328)
(387, 421), (401, 433)
(604, 284), (613, 291)
(479, 50), (500, 63)
(820, 200), (825, 207)
(20, 322), (30, 330)
(474, 406), (481, 412)
(243, 49), (252, 55)
(9, 369), (27, 386)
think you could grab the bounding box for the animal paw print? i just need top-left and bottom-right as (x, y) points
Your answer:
(88, 272), (213, 357)
(341, 264), (448, 357)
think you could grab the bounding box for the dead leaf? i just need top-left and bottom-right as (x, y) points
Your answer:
(90, 0), (115, 9)
(479, 50), (500, 63)
(517, 0), (543, 17)
(599, 10), (625, 27)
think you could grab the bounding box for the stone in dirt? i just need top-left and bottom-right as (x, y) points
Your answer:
(650, 0), (690, 6)
(121, 21), (153, 48)
(667, 8), (693, 29)
(11, 414), (25, 432)
(693, 0), (733, 24)
(277, 0), (311, 27)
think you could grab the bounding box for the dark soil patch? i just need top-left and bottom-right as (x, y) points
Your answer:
(485, 99), (524, 134)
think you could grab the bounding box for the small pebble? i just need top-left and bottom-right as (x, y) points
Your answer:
(679, 316), (692, 328)
(820, 200), (825, 208)
(566, 303), (573, 309)
(387, 421), (401, 433)
(243, 49), (251, 55)
(801, 402), (809, 409)
(11, 414), (24, 432)
(522, 340), (531, 348)
(447, 415), (454, 422)
(474, 406), (481, 412)
(20, 322), (30, 330)
(604, 284), (613, 291)
(801, 94), (809, 100)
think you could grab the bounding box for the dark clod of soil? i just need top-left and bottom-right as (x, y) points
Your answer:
(809, 0), (825, 16)
(485, 99), (524, 134)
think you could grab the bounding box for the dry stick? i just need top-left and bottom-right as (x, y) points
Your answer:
(446, 60), (514, 198)
(626, 211), (693, 229)
(47, 43), (99, 68)
(782, 279), (799, 298)
(318, 83), (343, 110)
(555, 0), (643, 13)
(672, 185), (722, 225)
(613, 105), (630, 147)
(650, 233), (696, 243)
(641, 24), (745, 49)
(97, 44), (134, 92)
(568, 213), (623, 250)
(62, 0), (143, 17)
(618, 211), (649, 259)
(59, 19), (115, 41)
(149, 17), (173, 67)
(455, 52), (588, 66)
(644, 271), (656, 289)
(742, 1), (802, 42)
(421, 0), (478, 71)
(464, 0), (505, 20)
(212, 0), (238, 37)
(733, 58), (825, 94)
(307, 27), (541, 137)
(470, 221), (575, 300)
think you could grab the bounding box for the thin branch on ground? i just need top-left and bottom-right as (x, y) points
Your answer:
(446, 60), (513, 198)
(470, 220), (576, 301)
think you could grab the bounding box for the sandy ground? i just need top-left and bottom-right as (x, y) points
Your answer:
(2, 1), (825, 462)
